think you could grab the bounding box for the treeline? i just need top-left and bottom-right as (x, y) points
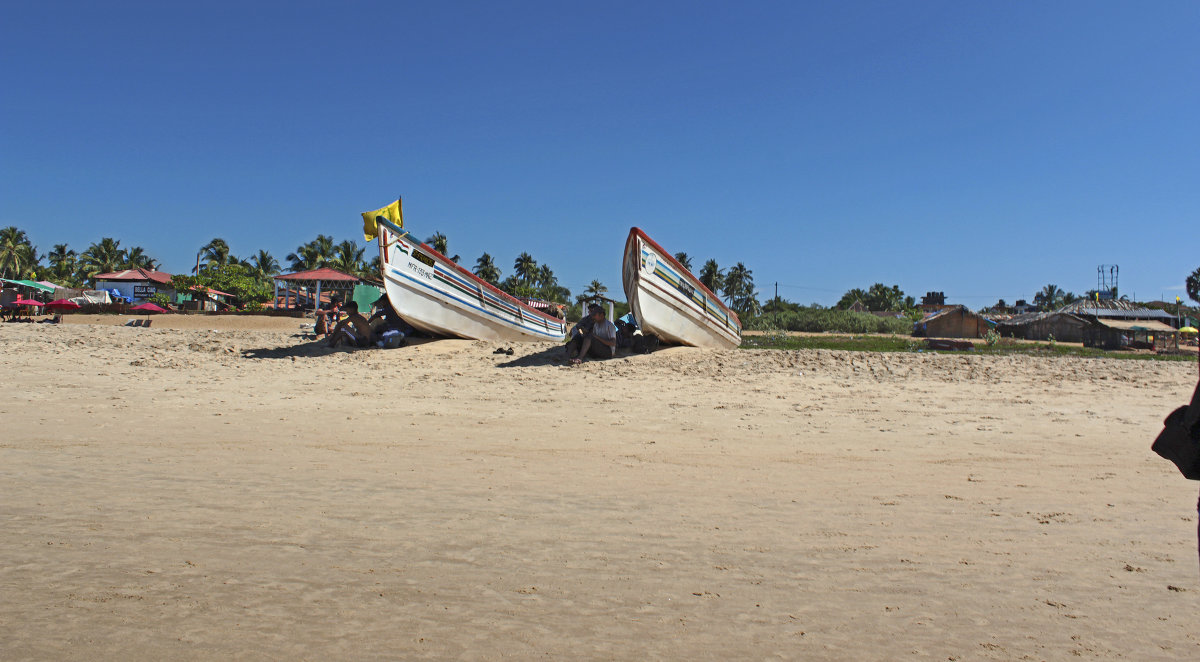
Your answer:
(0, 227), (161, 287)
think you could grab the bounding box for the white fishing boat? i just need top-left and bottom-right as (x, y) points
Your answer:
(622, 227), (741, 349)
(371, 214), (567, 342)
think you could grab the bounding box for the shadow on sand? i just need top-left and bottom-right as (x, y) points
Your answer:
(494, 344), (571, 368)
(242, 335), (337, 359)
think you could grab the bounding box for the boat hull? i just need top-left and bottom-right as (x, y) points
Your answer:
(622, 228), (741, 349)
(377, 221), (567, 342)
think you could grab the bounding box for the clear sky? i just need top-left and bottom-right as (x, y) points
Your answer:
(3, 1), (1197, 306)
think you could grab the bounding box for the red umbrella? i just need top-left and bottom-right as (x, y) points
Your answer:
(130, 302), (167, 313)
(11, 298), (44, 307)
(46, 299), (82, 310)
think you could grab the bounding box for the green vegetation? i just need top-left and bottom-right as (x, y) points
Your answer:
(1188, 266), (1200, 306)
(742, 333), (1195, 362)
(747, 305), (912, 334)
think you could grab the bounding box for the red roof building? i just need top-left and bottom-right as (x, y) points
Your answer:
(274, 267), (360, 282)
(93, 268), (173, 285)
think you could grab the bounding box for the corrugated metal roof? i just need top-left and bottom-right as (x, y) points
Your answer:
(93, 268), (173, 284)
(1074, 307), (1174, 320)
(1095, 319), (1177, 332)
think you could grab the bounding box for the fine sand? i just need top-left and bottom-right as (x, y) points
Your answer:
(2, 317), (1199, 660)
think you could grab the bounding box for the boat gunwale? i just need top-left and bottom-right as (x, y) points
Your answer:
(626, 227), (742, 328)
(378, 217), (566, 326)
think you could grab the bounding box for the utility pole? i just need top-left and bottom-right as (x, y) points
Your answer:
(774, 281), (778, 329)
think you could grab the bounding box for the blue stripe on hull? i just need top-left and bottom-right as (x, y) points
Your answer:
(387, 266), (564, 339)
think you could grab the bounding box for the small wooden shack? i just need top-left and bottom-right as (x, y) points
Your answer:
(995, 312), (1088, 343)
(914, 305), (993, 339)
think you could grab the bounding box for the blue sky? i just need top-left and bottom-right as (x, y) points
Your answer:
(3, 1), (1197, 306)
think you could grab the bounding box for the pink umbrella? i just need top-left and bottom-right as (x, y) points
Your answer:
(45, 299), (81, 310)
(130, 302), (167, 314)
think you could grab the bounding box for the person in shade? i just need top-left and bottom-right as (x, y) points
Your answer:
(565, 306), (617, 364)
(327, 301), (373, 348)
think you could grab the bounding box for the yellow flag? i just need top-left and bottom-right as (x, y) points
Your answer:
(362, 198), (402, 242)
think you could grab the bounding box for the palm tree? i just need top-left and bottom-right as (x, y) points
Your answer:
(1035, 284), (1065, 311)
(124, 246), (159, 270)
(0, 226), (35, 279)
(286, 235), (335, 272)
(1188, 267), (1200, 306)
(199, 238), (232, 272)
(721, 262), (758, 315)
(47, 243), (78, 285)
(473, 253), (501, 285)
(286, 243), (323, 272)
(699, 259), (723, 294)
(249, 250), (280, 277)
(513, 252), (538, 285)
(79, 238), (126, 282)
(536, 264), (557, 290)
(583, 280), (607, 299)
(330, 240), (366, 276)
(424, 232), (459, 263)
(674, 252), (693, 272)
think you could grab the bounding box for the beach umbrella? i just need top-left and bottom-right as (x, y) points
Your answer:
(11, 298), (44, 307)
(130, 302), (167, 314)
(45, 298), (81, 310)
(1181, 326), (1198, 334)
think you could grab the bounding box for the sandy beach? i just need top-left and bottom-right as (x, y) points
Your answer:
(2, 316), (1199, 660)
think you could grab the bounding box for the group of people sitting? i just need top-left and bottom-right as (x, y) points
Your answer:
(315, 295), (412, 349)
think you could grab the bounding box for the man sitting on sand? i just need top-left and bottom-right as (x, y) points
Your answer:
(565, 306), (617, 364)
(564, 303), (601, 357)
(327, 301), (373, 348)
(314, 300), (341, 339)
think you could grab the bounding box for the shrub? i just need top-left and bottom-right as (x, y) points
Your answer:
(747, 308), (912, 334)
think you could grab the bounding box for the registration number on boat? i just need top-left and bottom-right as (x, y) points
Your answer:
(405, 250), (436, 281)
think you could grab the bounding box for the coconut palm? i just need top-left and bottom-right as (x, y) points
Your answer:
(674, 252), (693, 272)
(79, 238), (126, 281)
(330, 240), (366, 276)
(286, 244), (322, 272)
(124, 246), (160, 270)
(583, 280), (607, 299)
(47, 244), (78, 285)
(473, 253), (501, 285)
(199, 238), (232, 272)
(721, 262), (758, 316)
(699, 259), (723, 294)
(249, 250), (280, 277)
(286, 235), (335, 272)
(424, 232), (459, 263)
(0, 226), (36, 279)
(1188, 267), (1200, 306)
(513, 252), (538, 285)
(1035, 283), (1065, 311)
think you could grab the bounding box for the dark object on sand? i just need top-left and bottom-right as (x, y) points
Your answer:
(925, 338), (974, 351)
(1152, 380), (1200, 480)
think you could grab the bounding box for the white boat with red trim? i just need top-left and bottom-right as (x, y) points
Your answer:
(622, 227), (741, 349)
(375, 217), (567, 342)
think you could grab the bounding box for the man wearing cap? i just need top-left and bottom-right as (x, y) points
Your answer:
(565, 306), (617, 364)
